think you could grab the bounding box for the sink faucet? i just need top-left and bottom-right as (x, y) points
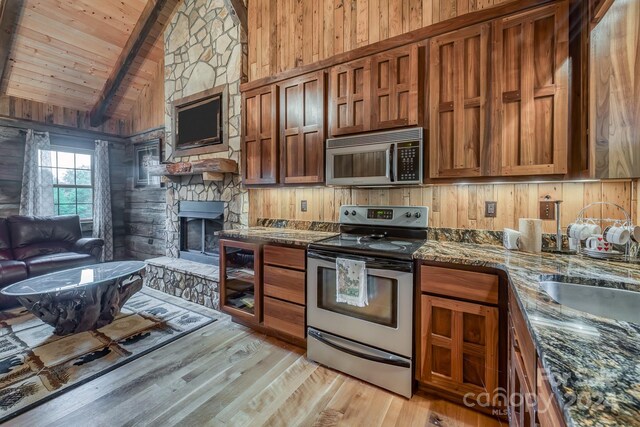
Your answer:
(555, 200), (563, 251)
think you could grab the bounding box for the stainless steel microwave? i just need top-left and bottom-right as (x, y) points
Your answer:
(326, 127), (423, 186)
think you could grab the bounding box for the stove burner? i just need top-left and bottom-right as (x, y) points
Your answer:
(369, 243), (401, 251)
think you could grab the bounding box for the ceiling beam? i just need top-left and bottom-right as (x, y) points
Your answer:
(223, 0), (247, 33)
(0, 0), (24, 95)
(90, 0), (179, 127)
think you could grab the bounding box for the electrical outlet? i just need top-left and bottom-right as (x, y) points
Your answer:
(540, 201), (556, 220)
(301, 200), (308, 212)
(485, 201), (497, 218)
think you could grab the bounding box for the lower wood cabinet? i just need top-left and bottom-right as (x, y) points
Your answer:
(419, 294), (499, 402)
(220, 239), (307, 347)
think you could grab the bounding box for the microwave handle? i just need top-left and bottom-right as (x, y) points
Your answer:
(389, 143), (395, 182)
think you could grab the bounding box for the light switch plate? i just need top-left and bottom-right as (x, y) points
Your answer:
(485, 201), (497, 218)
(540, 201), (555, 220)
(301, 200), (308, 212)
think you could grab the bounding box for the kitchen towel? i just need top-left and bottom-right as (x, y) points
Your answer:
(336, 257), (368, 307)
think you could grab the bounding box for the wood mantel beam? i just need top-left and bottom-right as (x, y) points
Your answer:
(223, 0), (247, 33)
(0, 0), (23, 95)
(90, 0), (180, 127)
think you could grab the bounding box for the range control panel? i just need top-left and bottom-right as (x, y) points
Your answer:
(397, 142), (421, 182)
(340, 205), (429, 228)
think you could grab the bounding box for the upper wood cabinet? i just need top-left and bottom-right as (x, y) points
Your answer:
(242, 84), (279, 185)
(371, 45), (421, 130)
(494, 2), (569, 176)
(328, 58), (371, 136)
(278, 71), (326, 184)
(429, 23), (491, 178)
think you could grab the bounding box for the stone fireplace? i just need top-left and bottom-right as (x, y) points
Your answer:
(144, 0), (248, 310)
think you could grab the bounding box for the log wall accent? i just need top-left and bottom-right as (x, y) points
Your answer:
(248, 180), (640, 234)
(0, 95), (131, 136)
(247, 0), (517, 81)
(590, 0), (640, 179)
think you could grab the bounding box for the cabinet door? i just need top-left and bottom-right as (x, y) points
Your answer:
(508, 316), (538, 427)
(328, 58), (371, 136)
(429, 24), (491, 178)
(219, 239), (262, 324)
(371, 45), (420, 130)
(419, 295), (499, 403)
(242, 85), (278, 185)
(279, 71), (326, 184)
(494, 2), (569, 176)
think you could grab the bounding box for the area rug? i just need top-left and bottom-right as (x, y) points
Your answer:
(0, 286), (218, 422)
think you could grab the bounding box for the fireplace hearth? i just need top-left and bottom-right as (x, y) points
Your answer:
(179, 201), (224, 265)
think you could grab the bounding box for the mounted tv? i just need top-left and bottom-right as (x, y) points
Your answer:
(173, 85), (228, 156)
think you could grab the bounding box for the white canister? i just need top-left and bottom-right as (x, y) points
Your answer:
(519, 218), (543, 253)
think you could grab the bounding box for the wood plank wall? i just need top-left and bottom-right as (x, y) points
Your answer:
(590, 0), (640, 178)
(124, 129), (167, 260)
(247, 0), (516, 81)
(0, 126), (25, 218)
(249, 181), (640, 234)
(0, 95), (131, 136)
(129, 59), (165, 134)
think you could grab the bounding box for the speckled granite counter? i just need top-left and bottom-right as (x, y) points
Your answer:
(218, 227), (338, 246)
(414, 241), (640, 427)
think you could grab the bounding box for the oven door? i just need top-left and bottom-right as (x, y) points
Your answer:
(326, 143), (394, 186)
(307, 250), (414, 357)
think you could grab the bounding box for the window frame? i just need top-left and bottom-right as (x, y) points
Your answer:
(46, 146), (95, 222)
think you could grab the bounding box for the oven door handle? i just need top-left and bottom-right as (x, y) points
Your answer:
(308, 329), (411, 368)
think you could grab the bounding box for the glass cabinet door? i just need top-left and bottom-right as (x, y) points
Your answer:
(220, 239), (262, 323)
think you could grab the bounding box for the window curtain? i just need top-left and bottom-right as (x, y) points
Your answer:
(93, 140), (113, 261)
(19, 130), (54, 216)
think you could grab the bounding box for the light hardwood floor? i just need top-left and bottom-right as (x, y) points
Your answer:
(13, 313), (503, 427)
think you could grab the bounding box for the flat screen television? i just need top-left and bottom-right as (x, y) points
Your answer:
(175, 92), (223, 151)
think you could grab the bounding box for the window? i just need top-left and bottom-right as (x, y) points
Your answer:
(40, 149), (93, 220)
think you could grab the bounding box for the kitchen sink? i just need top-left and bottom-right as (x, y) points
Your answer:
(539, 281), (640, 324)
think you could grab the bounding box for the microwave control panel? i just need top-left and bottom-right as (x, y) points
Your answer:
(397, 142), (420, 182)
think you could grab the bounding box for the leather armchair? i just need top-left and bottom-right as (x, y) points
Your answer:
(72, 238), (105, 260)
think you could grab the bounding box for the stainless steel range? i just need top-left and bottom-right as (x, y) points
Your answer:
(306, 205), (429, 398)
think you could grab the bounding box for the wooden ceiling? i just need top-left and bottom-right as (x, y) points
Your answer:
(2, 0), (165, 120)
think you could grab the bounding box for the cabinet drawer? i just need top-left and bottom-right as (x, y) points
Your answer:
(264, 245), (306, 270)
(420, 265), (499, 304)
(264, 297), (306, 339)
(264, 265), (305, 304)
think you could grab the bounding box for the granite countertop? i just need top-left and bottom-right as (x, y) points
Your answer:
(217, 227), (338, 246)
(414, 242), (640, 427)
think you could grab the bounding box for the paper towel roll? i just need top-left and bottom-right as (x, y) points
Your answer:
(519, 218), (542, 253)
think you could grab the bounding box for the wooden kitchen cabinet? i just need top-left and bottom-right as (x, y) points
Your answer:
(278, 71), (326, 184)
(328, 58), (371, 136)
(493, 2), (569, 176)
(419, 294), (499, 403)
(429, 23), (491, 178)
(219, 240), (262, 324)
(370, 44), (421, 130)
(242, 84), (279, 185)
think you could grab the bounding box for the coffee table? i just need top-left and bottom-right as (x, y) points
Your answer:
(1, 261), (147, 335)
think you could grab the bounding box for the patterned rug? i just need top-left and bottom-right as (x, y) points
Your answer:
(0, 286), (217, 422)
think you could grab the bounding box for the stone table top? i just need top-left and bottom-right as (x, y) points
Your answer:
(1, 261), (147, 296)
(217, 227), (339, 246)
(413, 241), (640, 427)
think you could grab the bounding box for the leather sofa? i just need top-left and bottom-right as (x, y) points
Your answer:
(0, 215), (104, 309)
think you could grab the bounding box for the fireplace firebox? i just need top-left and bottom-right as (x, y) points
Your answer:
(178, 201), (224, 265)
